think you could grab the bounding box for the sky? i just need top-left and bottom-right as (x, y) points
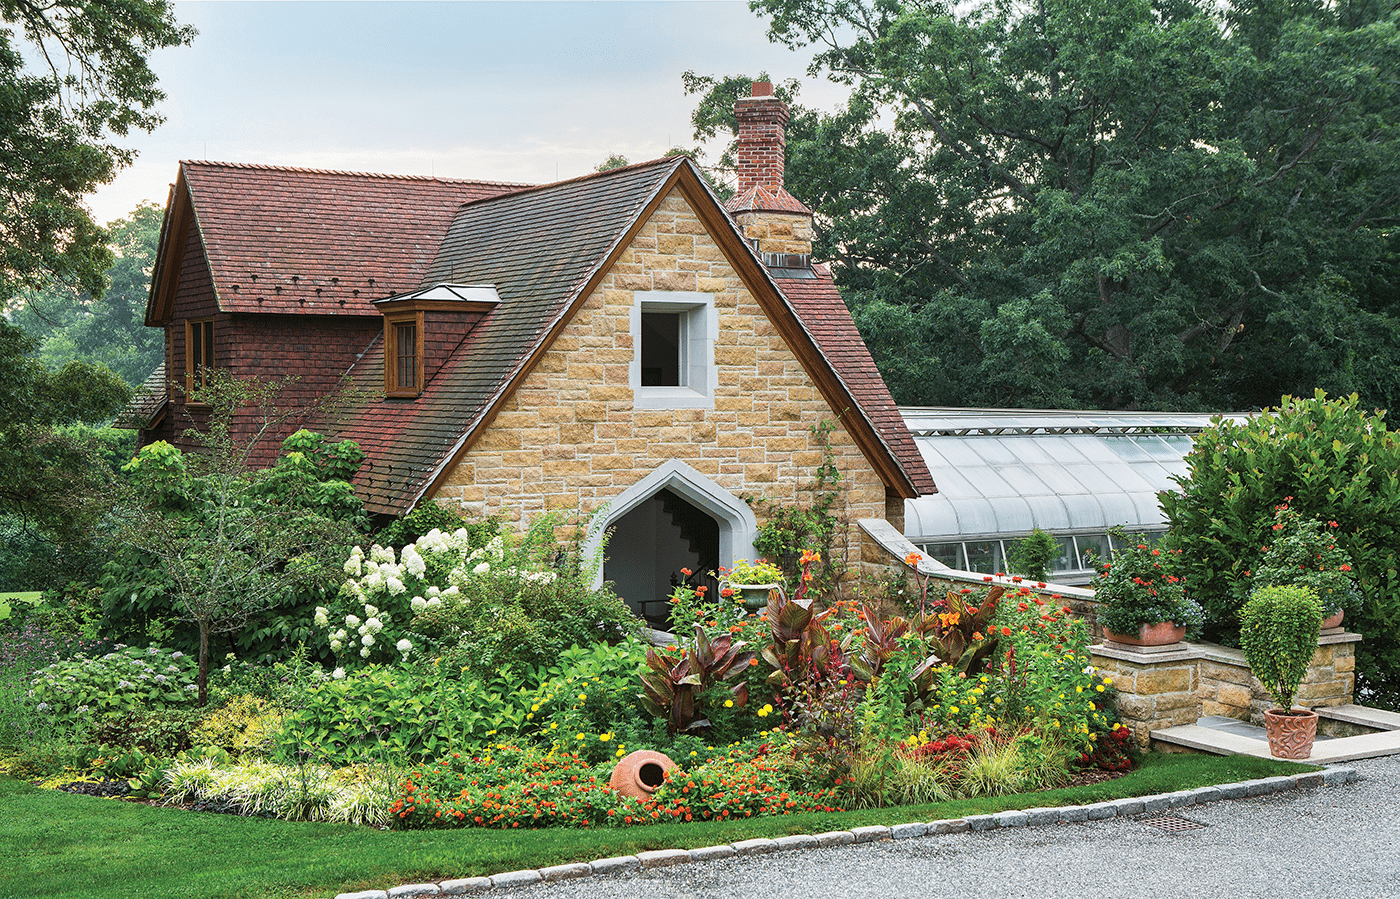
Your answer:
(86, 0), (845, 225)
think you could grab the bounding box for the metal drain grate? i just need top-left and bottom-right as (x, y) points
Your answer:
(1136, 813), (1208, 832)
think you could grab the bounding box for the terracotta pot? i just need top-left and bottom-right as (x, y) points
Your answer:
(1102, 621), (1186, 647)
(609, 750), (677, 800)
(1264, 708), (1318, 759)
(1320, 610), (1344, 630)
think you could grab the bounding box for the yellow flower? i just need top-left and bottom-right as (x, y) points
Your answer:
(724, 699), (734, 708)
(616, 748), (625, 757)
(1095, 684), (1106, 692)
(599, 732), (613, 742)
(531, 703), (540, 712)
(549, 722), (558, 729)
(949, 705), (960, 714)
(576, 732), (586, 740)
(577, 693), (588, 702)
(1103, 677), (1113, 685)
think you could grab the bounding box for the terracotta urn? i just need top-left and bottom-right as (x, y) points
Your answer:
(1264, 708), (1318, 759)
(609, 750), (677, 801)
(1102, 621), (1186, 647)
(1320, 609), (1344, 630)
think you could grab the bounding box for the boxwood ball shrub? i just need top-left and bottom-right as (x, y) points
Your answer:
(1239, 585), (1324, 711)
(1161, 391), (1400, 709)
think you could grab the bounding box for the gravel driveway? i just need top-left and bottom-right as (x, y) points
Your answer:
(493, 755), (1400, 899)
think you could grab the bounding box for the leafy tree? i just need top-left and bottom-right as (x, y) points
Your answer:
(112, 374), (368, 705)
(1161, 391), (1400, 710)
(1, 0), (193, 305)
(699, 0), (1400, 411)
(0, 318), (130, 588)
(11, 203), (166, 386)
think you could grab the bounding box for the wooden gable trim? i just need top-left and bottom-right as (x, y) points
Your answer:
(146, 166), (219, 327)
(412, 157), (918, 510)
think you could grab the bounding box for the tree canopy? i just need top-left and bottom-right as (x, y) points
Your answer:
(1, 0), (192, 306)
(705, 0), (1400, 411)
(10, 202), (165, 386)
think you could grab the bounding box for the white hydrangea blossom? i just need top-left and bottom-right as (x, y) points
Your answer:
(365, 617), (383, 635)
(410, 595), (427, 613)
(396, 638), (413, 654)
(361, 633), (375, 647)
(344, 545), (364, 577)
(386, 576), (407, 595)
(332, 667), (346, 679)
(360, 646), (371, 658)
(401, 544), (426, 578)
(473, 562), (491, 575)
(370, 545), (396, 565)
(313, 606), (329, 627)
(345, 614), (361, 629)
(427, 596), (443, 608)
(363, 604), (379, 618)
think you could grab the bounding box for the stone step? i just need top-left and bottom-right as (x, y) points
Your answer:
(1314, 703), (1400, 732)
(1152, 721), (1400, 763)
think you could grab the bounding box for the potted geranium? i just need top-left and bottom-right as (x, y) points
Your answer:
(1239, 584), (1324, 759)
(1252, 503), (1360, 630)
(720, 558), (785, 613)
(1092, 528), (1204, 647)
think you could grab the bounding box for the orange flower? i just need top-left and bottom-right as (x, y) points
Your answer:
(681, 567), (692, 576)
(905, 551), (921, 567)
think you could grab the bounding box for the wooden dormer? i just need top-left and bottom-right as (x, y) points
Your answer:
(373, 284), (500, 397)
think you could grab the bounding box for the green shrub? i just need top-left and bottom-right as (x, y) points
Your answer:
(89, 707), (207, 756)
(276, 664), (530, 766)
(1239, 585), (1324, 711)
(1161, 391), (1400, 708)
(190, 694), (281, 757)
(521, 639), (653, 764)
(1007, 529), (1059, 582)
(29, 645), (198, 719)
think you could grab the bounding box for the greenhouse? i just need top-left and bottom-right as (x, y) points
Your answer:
(901, 408), (1248, 585)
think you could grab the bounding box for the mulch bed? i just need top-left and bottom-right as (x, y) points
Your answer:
(1063, 767), (1131, 789)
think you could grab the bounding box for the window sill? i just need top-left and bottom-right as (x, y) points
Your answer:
(633, 387), (713, 410)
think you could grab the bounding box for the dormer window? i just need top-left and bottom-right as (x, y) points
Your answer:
(385, 314), (422, 396)
(374, 283), (501, 399)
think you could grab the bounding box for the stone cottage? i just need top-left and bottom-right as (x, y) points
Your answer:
(122, 83), (936, 622)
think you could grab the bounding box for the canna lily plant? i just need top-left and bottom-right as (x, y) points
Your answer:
(639, 625), (756, 735)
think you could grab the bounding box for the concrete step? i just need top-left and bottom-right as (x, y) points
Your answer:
(1152, 721), (1400, 763)
(1314, 704), (1400, 732)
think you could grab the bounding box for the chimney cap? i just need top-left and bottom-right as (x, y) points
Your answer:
(751, 81), (774, 97)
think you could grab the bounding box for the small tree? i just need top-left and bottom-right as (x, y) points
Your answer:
(1239, 585), (1324, 712)
(1007, 529), (1059, 582)
(117, 374), (365, 705)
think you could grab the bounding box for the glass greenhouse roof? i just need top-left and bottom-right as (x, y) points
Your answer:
(901, 408), (1249, 543)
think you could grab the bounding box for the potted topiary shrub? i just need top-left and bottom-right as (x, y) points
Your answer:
(1252, 502), (1360, 630)
(1239, 584), (1324, 759)
(1092, 528), (1203, 647)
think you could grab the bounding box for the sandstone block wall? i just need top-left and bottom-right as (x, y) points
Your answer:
(433, 187), (890, 567)
(732, 210), (813, 256)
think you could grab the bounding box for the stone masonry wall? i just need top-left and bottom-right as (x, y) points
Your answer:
(432, 187), (890, 569)
(732, 210), (813, 256)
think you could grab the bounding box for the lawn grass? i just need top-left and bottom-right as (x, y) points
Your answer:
(1, 752), (1314, 899)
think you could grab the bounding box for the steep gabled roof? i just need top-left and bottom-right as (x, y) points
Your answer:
(146, 161), (528, 323)
(777, 268), (937, 496)
(315, 155), (934, 515)
(321, 157), (689, 513)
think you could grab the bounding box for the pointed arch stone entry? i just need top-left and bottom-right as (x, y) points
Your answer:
(591, 460), (760, 625)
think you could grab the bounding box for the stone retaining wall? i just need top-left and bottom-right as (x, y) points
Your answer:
(1093, 632), (1361, 747)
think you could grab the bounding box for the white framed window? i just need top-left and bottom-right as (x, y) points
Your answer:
(629, 291), (716, 409)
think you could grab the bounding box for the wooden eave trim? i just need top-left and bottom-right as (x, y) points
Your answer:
(146, 175), (190, 326)
(678, 171), (920, 499)
(374, 298), (498, 315)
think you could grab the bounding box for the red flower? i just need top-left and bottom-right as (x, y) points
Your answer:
(1341, 564), (1352, 571)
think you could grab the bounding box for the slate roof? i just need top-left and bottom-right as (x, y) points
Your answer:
(178, 162), (527, 315)
(320, 157), (687, 513)
(113, 361), (168, 429)
(777, 268), (937, 496)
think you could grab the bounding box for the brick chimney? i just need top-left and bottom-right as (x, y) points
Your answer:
(725, 81), (813, 268)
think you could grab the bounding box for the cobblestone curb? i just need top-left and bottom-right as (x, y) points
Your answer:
(332, 767), (1359, 899)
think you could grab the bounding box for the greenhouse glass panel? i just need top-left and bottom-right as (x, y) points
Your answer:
(965, 540), (1006, 574)
(921, 542), (964, 569)
(1075, 533), (1113, 570)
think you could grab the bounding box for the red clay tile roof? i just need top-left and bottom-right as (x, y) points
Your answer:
(775, 268), (937, 496)
(181, 162), (528, 316)
(724, 184), (812, 215)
